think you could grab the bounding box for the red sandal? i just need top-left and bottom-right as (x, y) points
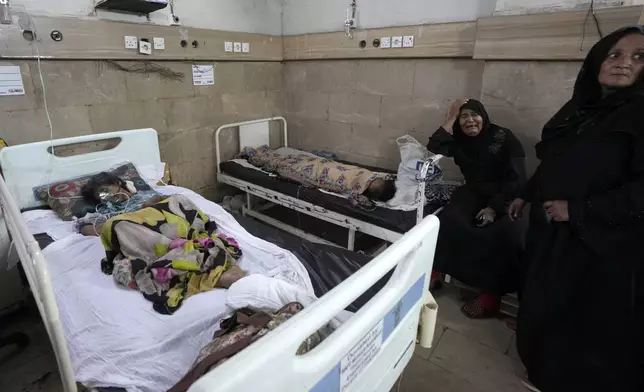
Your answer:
(460, 293), (500, 319)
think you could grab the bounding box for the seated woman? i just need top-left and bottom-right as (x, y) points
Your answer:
(239, 146), (396, 205)
(77, 172), (246, 314)
(428, 99), (527, 318)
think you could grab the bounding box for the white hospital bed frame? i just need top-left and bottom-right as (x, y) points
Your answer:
(0, 129), (441, 392)
(215, 117), (443, 251)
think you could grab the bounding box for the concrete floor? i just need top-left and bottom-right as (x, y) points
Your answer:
(0, 286), (526, 392)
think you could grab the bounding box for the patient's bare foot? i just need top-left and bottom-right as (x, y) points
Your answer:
(217, 265), (246, 289)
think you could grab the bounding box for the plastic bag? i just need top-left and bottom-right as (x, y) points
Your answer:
(386, 135), (434, 209)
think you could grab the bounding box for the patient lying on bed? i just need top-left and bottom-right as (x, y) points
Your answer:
(239, 145), (396, 206)
(77, 172), (246, 314)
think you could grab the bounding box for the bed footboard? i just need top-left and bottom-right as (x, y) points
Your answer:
(189, 214), (440, 392)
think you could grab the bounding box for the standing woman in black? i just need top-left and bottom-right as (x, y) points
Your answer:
(509, 26), (644, 392)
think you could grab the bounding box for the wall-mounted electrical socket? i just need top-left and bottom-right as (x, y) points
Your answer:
(380, 37), (391, 49)
(242, 43), (250, 53)
(403, 35), (414, 48)
(391, 36), (403, 48)
(224, 41), (233, 52)
(233, 42), (242, 53)
(139, 39), (152, 55)
(125, 36), (138, 49)
(153, 37), (165, 50)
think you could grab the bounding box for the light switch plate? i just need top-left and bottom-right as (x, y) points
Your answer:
(125, 36), (138, 49)
(233, 42), (242, 53)
(139, 40), (152, 55)
(153, 37), (165, 50)
(380, 36), (391, 49)
(242, 42), (250, 53)
(403, 35), (414, 48)
(224, 41), (233, 52)
(392, 36), (403, 48)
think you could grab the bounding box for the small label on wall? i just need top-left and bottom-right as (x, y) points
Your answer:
(192, 64), (215, 86)
(0, 66), (25, 96)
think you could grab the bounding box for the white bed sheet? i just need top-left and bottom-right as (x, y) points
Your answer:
(24, 186), (332, 392)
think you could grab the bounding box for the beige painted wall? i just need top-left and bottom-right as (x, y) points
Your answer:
(283, 59), (581, 180)
(0, 57), (582, 197)
(0, 60), (283, 199)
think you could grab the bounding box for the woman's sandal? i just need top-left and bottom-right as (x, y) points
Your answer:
(460, 299), (499, 319)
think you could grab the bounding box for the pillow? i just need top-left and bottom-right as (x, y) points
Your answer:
(34, 163), (152, 221)
(137, 162), (172, 187)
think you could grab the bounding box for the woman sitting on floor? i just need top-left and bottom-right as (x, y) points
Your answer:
(428, 99), (527, 319)
(239, 146), (396, 206)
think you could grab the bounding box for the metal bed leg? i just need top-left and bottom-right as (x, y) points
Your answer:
(347, 228), (356, 251)
(243, 193), (252, 217)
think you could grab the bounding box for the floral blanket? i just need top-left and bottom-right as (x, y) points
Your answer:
(100, 194), (242, 315)
(240, 145), (383, 198)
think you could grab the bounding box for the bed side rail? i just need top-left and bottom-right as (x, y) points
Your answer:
(190, 214), (440, 392)
(415, 153), (444, 223)
(0, 174), (76, 392)
(215, 117), (287, 175)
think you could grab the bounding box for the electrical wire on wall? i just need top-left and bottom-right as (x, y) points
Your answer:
(98, 60), (185, 82)
(580, 0), (604, 51)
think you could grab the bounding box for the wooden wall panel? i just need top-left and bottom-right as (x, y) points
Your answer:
(474, 5), (644, 60)
(283, 22), (477, 60)
(0, 16), (282, 61)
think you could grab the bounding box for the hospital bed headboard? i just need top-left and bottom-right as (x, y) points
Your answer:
(0, 129), (161, 210)
(215, 117), (287, 175)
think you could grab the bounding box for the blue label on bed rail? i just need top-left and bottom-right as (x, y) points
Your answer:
(310, 275), (425, 392)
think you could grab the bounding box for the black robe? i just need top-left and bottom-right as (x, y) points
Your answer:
(517, 26), (644, 392)
(428, 99), (527, 294)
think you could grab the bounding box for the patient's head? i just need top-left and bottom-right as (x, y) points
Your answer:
(364, 178), (396, 202)
(81, 172), (132, 205)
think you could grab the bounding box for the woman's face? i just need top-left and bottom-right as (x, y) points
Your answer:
(458, 108), (484, 137)
(598, 33), (644, 89)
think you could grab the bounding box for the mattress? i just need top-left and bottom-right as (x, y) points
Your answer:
(219, 159), (445, 233)
(22, 186), (344, 392)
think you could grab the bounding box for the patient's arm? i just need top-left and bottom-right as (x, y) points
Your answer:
(142, 194), (166, 208)
(80, 224), (102, 237)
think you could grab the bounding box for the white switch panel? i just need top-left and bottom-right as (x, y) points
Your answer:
(139, 40), (152, 55)
(233, 42), (242, 53)
(242, 42), (250, 53)
(403, 35), (414, 48)
(380, 36), (391, 49)
(224, 41), (233, 52)
(153, 37), (165, 50)
(125, 36), (138, 49)
(392, 36), (403, 48)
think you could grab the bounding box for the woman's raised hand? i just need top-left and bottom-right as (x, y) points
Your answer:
(442, 98), (468, 134)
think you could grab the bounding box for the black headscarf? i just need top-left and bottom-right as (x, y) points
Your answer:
(452, 99), (509, 160)
(537, 25), (644, 158)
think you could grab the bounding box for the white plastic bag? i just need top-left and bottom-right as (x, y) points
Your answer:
(386, 135), (432, 209)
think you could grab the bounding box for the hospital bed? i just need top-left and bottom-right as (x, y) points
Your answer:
(0, 129), (441, 392)
(215, 117), (446, 252)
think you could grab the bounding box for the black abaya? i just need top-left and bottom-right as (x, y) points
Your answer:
(428, 100), (527, 294)
(517, 26), (644, 392)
